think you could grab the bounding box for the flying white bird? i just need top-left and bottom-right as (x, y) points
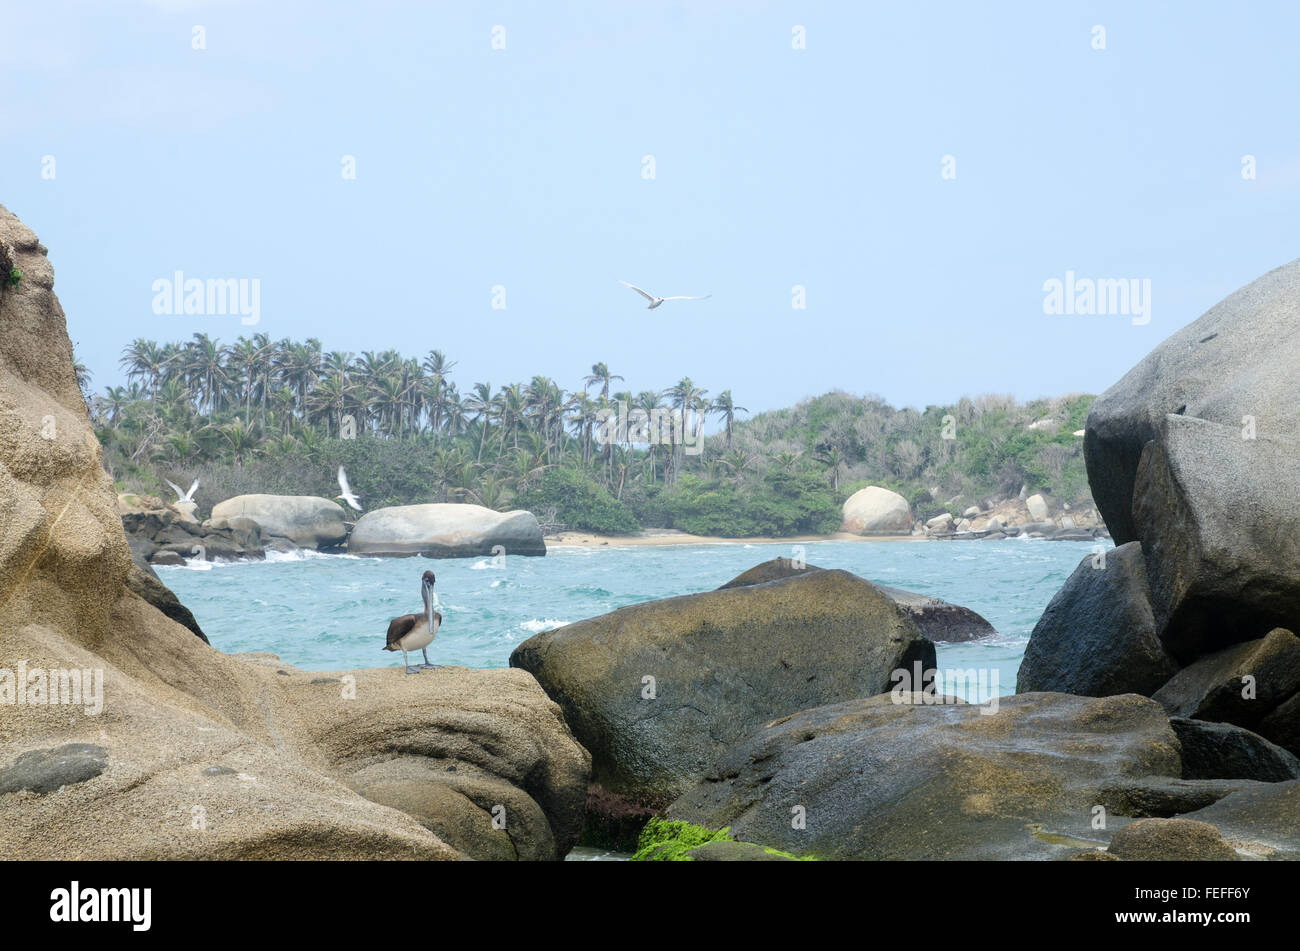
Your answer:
(165, 477), (199, 503)
(620, 280), (711, 309)
(336, 466), (363, 512)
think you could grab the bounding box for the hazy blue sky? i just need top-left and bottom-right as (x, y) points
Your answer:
(3, 0), (1297, 414)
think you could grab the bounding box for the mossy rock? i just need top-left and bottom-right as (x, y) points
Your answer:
(632, 817), (813, 861)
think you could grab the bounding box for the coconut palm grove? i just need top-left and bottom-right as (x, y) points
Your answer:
(90, 333), (1096, 536)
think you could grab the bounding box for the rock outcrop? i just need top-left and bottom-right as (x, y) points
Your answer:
(666, 692), (1182, 860)
(1021, 258), (1300, 777)
(1017, 542), (1179, 696)
(1085, 256), (1300, 545)
(1178, 779), (1300, 860)
(1105, 818), (1240, 861)
(122, 498), (265, 564)
(348, 503), (545, 557)
(716, 558), (996, 643)
(0, 204), (588, 860)
(840, 486), (912, 535)
(124, 560), (208, 642)
(210, 494), (349, 550)
(510, 568), (935, 808)
(1133, 415), (1300, 661)
(1169, 717), (1300, 782)
(1152, 629), (1300, 755)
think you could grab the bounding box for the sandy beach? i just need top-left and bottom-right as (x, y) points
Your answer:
(545, 528), (926, 548)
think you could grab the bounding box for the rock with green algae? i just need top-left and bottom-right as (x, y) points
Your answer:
(631, 817), (812, 861)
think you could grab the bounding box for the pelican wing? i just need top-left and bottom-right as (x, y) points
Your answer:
(164, 479), (186, 502)
(385, 613), (418, 648)
(619, 280), (656, 302)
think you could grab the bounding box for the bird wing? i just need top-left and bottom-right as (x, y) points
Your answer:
(338, 466), (352, 494)
(620, 280), (656, 302)
(164, 479), (185, 501)
(385, 614), (418, 648)
(186, 478), (200, 500)
(659, 294), (711, 302)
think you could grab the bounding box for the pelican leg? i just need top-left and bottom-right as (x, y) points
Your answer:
(402, 648), (421, 674)
(419, 648), (442, 670)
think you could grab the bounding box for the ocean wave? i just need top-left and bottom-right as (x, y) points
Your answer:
(519, 618), (569, 633)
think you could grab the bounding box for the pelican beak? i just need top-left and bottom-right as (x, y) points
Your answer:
(423, 576), (435, 629)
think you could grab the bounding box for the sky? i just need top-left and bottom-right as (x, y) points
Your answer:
(2, 0), (1298, 415)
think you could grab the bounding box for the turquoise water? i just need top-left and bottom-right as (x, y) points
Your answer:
(160, 538), (1100, 699)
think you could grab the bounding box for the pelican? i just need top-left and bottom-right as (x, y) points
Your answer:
(619, 280), (711, 309)
(164, 477), (199, 503)
(336, 466), (363, 512)
(383, 570), (442, 673)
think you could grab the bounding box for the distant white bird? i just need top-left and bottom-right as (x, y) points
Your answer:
(620, 280), (711, 309)
(165, 477), (199, 503)
(336, 466), (363, 512)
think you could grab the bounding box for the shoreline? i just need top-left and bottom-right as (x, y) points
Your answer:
(545, 529), (926, 549)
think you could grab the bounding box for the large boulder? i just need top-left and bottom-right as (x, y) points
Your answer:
(1017, 542), (1179, 697)
(123, 503), (265, 563)
(1096, 776), (1267, 818)
(1133, 415), (1300, 661)
(1085, 256), (1300, 544)
(871, 585), (997, 642)
(1169, 717), (1300, 782)
(717, 559), (996, 643)
(1179, 780), (1300, 860)
(840, 486), (912, 535)
(1151, 628), (1300, 735)
(510, 568), (935, 808)
(1105, 818), (1239, 861)
(210, 494), (349, 549)
(348, 503), (545, 557)
(123, 561), (208, 643)
(0, 204), (588, 861)
(666, 692), (1182, 860)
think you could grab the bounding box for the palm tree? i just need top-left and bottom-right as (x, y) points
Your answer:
(215, 417), (263, 468)
(666, 377), (709, 481)
(711, 390), (748, 450)
(119, 339), (167, 402)
(583, 362), (623, 400)
(817, 445), (845, 493)
(184, 333), (229, 414)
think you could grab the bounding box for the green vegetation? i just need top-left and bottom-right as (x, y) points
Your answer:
(630, 817), (815, 861)
(89, 334), (1095, 536)
(6, 267), (20, 287)
(632, 818), (734, 861)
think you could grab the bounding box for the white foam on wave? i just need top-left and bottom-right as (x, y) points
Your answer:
(469, 559), (505, 571)
(519, 618), (569, 633)
(264, 548), (361, 563)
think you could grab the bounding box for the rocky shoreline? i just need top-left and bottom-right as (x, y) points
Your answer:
(3, 200), (1297, 861)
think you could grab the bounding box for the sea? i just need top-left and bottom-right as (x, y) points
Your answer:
(160, 537), (1103, 702)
